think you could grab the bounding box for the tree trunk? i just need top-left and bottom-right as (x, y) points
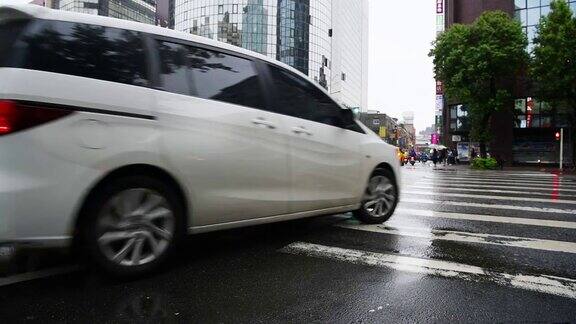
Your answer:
(479, 142), (487, 158)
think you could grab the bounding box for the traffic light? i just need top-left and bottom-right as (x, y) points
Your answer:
(555, 131), (561, 141)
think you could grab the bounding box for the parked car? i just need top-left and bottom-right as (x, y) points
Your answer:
(0, 4), (401, 276)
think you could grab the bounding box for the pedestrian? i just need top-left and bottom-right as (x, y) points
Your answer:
(453, 148), (459, 164)
(439, 148), (446, 166)
(432, 149), (438, 167)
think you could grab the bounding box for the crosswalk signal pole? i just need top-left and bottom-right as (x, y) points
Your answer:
(560, 128), (564, 170)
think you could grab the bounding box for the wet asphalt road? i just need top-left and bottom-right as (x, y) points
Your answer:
(2, 164), (576, 323)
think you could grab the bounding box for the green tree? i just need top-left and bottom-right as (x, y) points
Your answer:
(430, 11), (528, 157)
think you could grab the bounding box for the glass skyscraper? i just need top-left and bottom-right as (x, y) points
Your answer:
(514, 0), (576, 51)
(52, 0), (158, 25)
(171, 0), (367, 111)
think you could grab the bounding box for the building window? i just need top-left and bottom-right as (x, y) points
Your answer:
(218, 5), (223, 14)
(201, 6), (206, 16)
(232, 4), (238, 14)
(515, 97), (554, 128)
(448, 104), (469, 131)
(341, 72), (346, 81)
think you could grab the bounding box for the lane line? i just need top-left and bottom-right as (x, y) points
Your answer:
(336, 222), (576, 254)
(0, 265), (81, 287)
(414, 179), (576, 191)
(403, 190), (576, 205)
(395, 208), (576, 229)
(406, 183), (576, 194)
(400, 198), (576, 215)
(406, 185), (576, 199)
(281, 242), (576, 299)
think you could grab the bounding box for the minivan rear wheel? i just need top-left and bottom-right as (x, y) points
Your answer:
(81, 175), (185, 277)
(353, 169), (398, 224)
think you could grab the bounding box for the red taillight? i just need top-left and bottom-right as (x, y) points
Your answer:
(0, 100), (73, 136)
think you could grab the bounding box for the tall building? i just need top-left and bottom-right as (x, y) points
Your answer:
(438, 0), (576, 165)
(170, 0), (368, 111)
(51, 0), (158, 25)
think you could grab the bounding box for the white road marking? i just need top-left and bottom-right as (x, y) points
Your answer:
(413, 180), (576, 192)
(433, 172), (575, 179)
(0, 265), (81, 287)
(281, 242), (576, 299)
(400, 197), (576, 215)
(407, 184), (576, 197)
(426, 174), (575, 182)
(336, 222), (576, 254)
(403, 190), (576, 205)
(395, 208), (576, 229)
(421, 176), (576, 188)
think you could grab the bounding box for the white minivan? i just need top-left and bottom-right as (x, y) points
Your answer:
(0, 4), (400, 276)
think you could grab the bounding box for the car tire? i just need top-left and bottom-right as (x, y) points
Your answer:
(353, 168), (399, 224)
(80, 175), (186, 277)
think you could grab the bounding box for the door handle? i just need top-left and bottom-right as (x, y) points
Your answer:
(252, 118), (277, 129)
(292, 126), (312, 136)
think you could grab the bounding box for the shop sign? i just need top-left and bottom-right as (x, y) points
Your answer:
(378, 126), (387, 138)
(436, 81), (444, 95)
(436, 0), (444, 14)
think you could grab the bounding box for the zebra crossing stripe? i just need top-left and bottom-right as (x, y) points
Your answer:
(425, 174), (575, 183)
(400, 198), (576, 215)
(420, 177), (576, 188)
(395, 208), (576, 229)
(281, 242), (576, 299)
(403, 190), (576, 205)
(407, 185), (576, 198)
(336, 222), (576, 254)
(411, 181), (576, 193)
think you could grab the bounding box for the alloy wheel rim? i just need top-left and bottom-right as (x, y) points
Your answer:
(96, 188), (175, 267)
(362, 176), (396, 218)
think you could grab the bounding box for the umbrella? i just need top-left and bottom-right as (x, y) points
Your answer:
(429, 144), (447, 150)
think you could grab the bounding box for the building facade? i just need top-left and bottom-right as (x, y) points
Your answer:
(170, 0), (368, 111)
(359, 112), (414, 148)
(51, 0), (158, 25)
(439, 0), (576, 165)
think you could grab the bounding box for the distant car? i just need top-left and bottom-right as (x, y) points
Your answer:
(0, 4), (401, 276)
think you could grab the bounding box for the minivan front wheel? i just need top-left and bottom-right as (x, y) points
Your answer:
(353, 169), (398, 224)
(82, 175), (185, 277)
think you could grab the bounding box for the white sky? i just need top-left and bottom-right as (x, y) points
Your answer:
(368, 0), (437, 133)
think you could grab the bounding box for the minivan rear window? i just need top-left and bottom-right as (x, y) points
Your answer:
(0, 19), (29, 66)
(7, 20), (148, 87)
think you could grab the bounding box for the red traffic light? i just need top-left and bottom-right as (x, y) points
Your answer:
(555, 132), (561, 141)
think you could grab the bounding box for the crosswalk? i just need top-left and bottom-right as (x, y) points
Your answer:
(280, 167), (576, 300)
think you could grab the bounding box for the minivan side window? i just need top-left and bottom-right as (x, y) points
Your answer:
(0, 19), (29, 66)
(267, 65), (345, 128)
(187, 47), (265, 110)
(157, 41), (190, 95)
(11, 20), (148, 86)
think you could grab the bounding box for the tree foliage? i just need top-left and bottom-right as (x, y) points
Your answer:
(531, 0), (576, 111)
(430, 11), (528, 156)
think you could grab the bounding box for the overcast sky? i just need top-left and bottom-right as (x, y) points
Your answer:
(368, 0), (437, 133)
